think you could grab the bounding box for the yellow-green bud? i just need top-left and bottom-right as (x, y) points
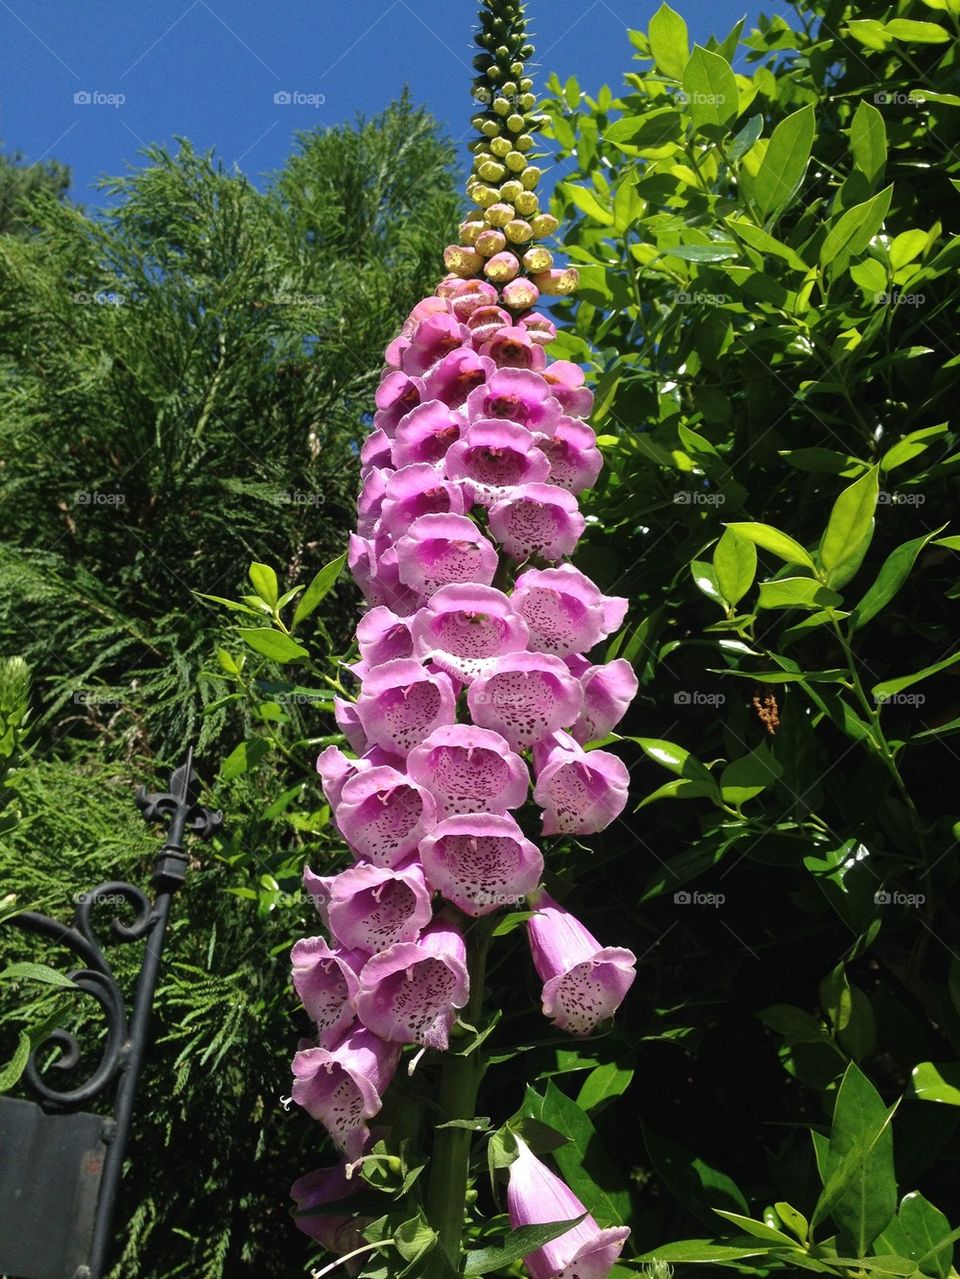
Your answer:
(444, 245), (485, 278)
(478, 160), (506, 182)
(505, 150), (527, 173)
(485, 202), (515, 228)
(505, 218), (534, 244)
(521, 166), (542, 190)
(481, 119), (501, 138)
(474, 185), (499, 208)
(476, 227), (507, 256)
(515, 134), (535, 153)
(500, 179), (523, 203)
(519, 93), (536, 111)
(471, 115), (487, 131)
(515, 190), (539, 216)
(507, 113), (526, 133)
(490, 136), (511, 158)
(531, 212), (559, 237)
(520, 78), (533, 91)
(510, 61), (524, 76)
(484, 250), (521, 283)
(523, 245), (553, 272)
(460, 220), (485, 246)
(501, 80), (517, 96)
(493, 97), (511, 117)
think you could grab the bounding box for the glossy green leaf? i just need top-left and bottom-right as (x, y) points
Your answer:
(713, 1210), (795, 1244)
(850, 528), (944, 630)
(575, 1061), (635, 1111)
(563, 183), (614, 226)
(634, 1240), (783, 1263)
(713, 528), (757, 607)
(239, 628), (310, 663)
(898, 1191), (954, 1278)
(757, 577), (843, 610)
(872, 651), (960, 702)
(753, 105), (815, 217)
(463, 1217), (587, 1276)
(648, 3), (690, 79)
(724, 522), (817, 570)
(720, 742), (783, 803)
(690, 559), (724, 604)
(820, 186), (893, 273)
(681, 46), (740, 129)
(910, 1061), (960, 1105)
(219, 736), (270, 782)
(0, 1031), (30, 1092)
(885, 17), (951, 41)
(1, 962), (76, 988)
(292, 551), (347, 627)
(248, 562), (279, 608)
(774, 1202), (809, 1243)
(850, 100), (887, 183)
(820, 467), (879, 579)
(636, 778), (720, 809)
(623, 737), (715, 782)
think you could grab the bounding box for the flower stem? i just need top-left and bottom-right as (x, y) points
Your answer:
(426, 918), (493, 1275)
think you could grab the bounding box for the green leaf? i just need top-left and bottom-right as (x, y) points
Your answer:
(881, 424), (948, 471)
(622, 737), (715, 783)
(774, 1202), (810, 1243)
(194, 592), (263, 616)
(727, 113), (763, 163)
(813, 1063), (897, 1254)
(884, 17), (951, 41)
(713, 1210), (795, 1245)
(910, 1061), (960, 1105)
(690, 559), (724, 604)
(898, 1191), (954, 1279)
(872, 651), (960, 703)
(238, 628), (310, 663)
(724, 522), (817, 570)
(757, 578), (843, 611)
(575, 1061), (635, 1111)
(219, 736), (270, 782)
(292, 551), (347, 627)
(634, 1240), (783, 1263)
(820, 186), (894, 274)
(851, 528), (944, 630)
(636, 779), (720, 809)
(563, 183), (614, 226)
(394, 1213), (437, 1265)
(720, 742), (783, 803)
(531, 1082), (631, 1223)
(681, 46), (740, 130)
(644, 1127), (749, 1226)
(753, 105), (815, 218)
(463, 1217), (587, 1276)
(850, 101), (887, 184)
(248, 562), (279, 608)
(648, 2), (690, 79)
(819, 467), (879, 582)
(1, 962), (76, 988)
(0, 1031), (30, 1092)
(713, 528), (757, 606)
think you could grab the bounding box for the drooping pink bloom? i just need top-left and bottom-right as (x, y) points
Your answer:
(410, 583), (528, 683)
(467, 651), (583, 751)
(536, 418), (603, 494)
(354, 657), (457, 756)
(395, 513), (498, 596)
(377, 463), (467, 538)
(480, 325), (547, 371)
(526, 891), (637, 1036)
(444, 420), (551, 506)
(488, 482), (586, 561)
(334, 696), (368, 755)
(356, 466), (390, 538)
(466, 304), (512, 348)
(355, 606), (415, 668)
(466, 368), (561, 435)
(533, 731), (630, 834)
(540, 361), (594, 418)
(422, 348), (495, 410)
(355, 918), (469, 1050)
(291, 1025), (400, 1160)
(291, 1161), (369, 1254)
(290, 936), (362, 1047)
(512, 565), (628, 657)
(316, 745), (364, 810)
(335, 764), (437, 866)
(400, 313), (471, 377)
(347, 534), (422, 615)
(507, 1137), (630, 1278)
(307, 862), (433, 954)
(360, 428), (393, 473)
(406, 724), (529, 817)
(374, 369), (423, 437)
(436, 276), (499, 321)
(567, 657), (639, 745)
(420, 813), (543, 917)
(501, 277), (541, 311)
(385, 296), (452, 368)
(391, 401), (464, 469)
(518, 311), (555, 346)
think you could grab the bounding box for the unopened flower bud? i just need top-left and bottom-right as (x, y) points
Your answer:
(484, 251), (521, 283)
(490, 136), (511, 158)
(521, 166), (542, 190)
(444, 245), (485, 277)
(495, 44), (510, 59)
(474, 185), (499, 208)
(515, 190), (539, 216)
(505, 218), (534, 244)
(531, 212), (558, 237)
(478, 160), (506, 182)
(460, 220), (485, 246)
(531, 267), (579, 295)
(501, 80), (517, 96)
(511, 61), (525, 77)
(471, 114), (487, 131)
(523, 246), (553, 272)
(481, 119), (501, 138)
(501, 277), (540, 310)
(476, 227), (507, 256)
(505, 150), (527, 172)
(493, 97), (511, 117)
(485, 202), (515, 228)
(507, 113), (526, 133)
(515, 134), (535, 153)
(519, 93), (536, 111)
(520, 77), (533, 91)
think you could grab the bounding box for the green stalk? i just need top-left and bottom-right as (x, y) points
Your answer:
(426, 918), (493, 1276)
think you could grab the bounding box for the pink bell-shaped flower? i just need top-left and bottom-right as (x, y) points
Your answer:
(348, 533), (422, 615)
(410, 582), (529, 683)
(290, 936), (362, 1047)
(480, 324), (547, 371)
(422, 348), (495, 410)
(467, 651), (584, 752)
(512, 564), (628, 658)
(507, 1137), (630, 1278)
(333, 696), (368, 755)
(316, 745), (365, 810)
(420, 812), (543, 917)
(392, 400), (464, 469)
(335, 764), (437, 867)
(399, 312), (471, 377)
(466, 303), (512, 348)
(533, 731), (630, 835)
(354, 657), (457, 756)
(356, 466), (390, 538)
(395, 512), (499, 596)
(444, 419), (551, 506)
(291, 1160), (369, 1254)
(566, 657), (639, 745)
(307, 862), (433, 954)
(406, 723), (529, 817)
(376, 463), (468, 538)
(436, 276), (499, 321)
(291, 1025), (400, 1160)
(374, 369), (423, 437)
(355, 606), (415, 668)
(536, 418), (603, 494)
(355, 918), (469, 1050)
(488, 482), (586, 561)
(526, 891), (637, 1036)
(540, 361), (595, 418)
(467, 368), (561, 435)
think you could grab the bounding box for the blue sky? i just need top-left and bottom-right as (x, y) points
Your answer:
(0, 0), (786, 208)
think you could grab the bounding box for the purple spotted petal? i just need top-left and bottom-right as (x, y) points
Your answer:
(400, 313), (471, 377)
(355, 606), (415, 667)
(316, 745), (366, 810)
(512, 565), (628, 657)
(410, 583), (529, 683)
(336, 764), (437, 866)
(466, 368), (561, 434)
(374, 370), (423, 437)
(392, 401), (464, 469)
(480, 325), (547, 371)
(444, 420), (551, 506)
(291, 1160), (370, 1253)
(507, 1138), (630, 1279)
(488, 482), (585, 561)
(355, 919), (469, 1049)
(541, 360), (595, 418)
(291, 1026), (400, 1160)
(290, 936), (362, 1047)
(355, 657), (457, 756)
(333, 697), (368, 755)
(348, 533), (423, 615)
(422, 348), (495, 410)
(536, 418), (603, 494)
(420, 813), (543, 917)
(467, 651), (584, 751)
(533, 732), (630, 835)
(436, 276), (499, 321)
(406, 724), (530, 817)
(318, 862), (433, 954)
(568, 658), (639, 744)
(377, 463), (467, 538)
(395, 513), (498, 597)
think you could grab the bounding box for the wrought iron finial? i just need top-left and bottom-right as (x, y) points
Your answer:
(136, 745), (223, 889)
